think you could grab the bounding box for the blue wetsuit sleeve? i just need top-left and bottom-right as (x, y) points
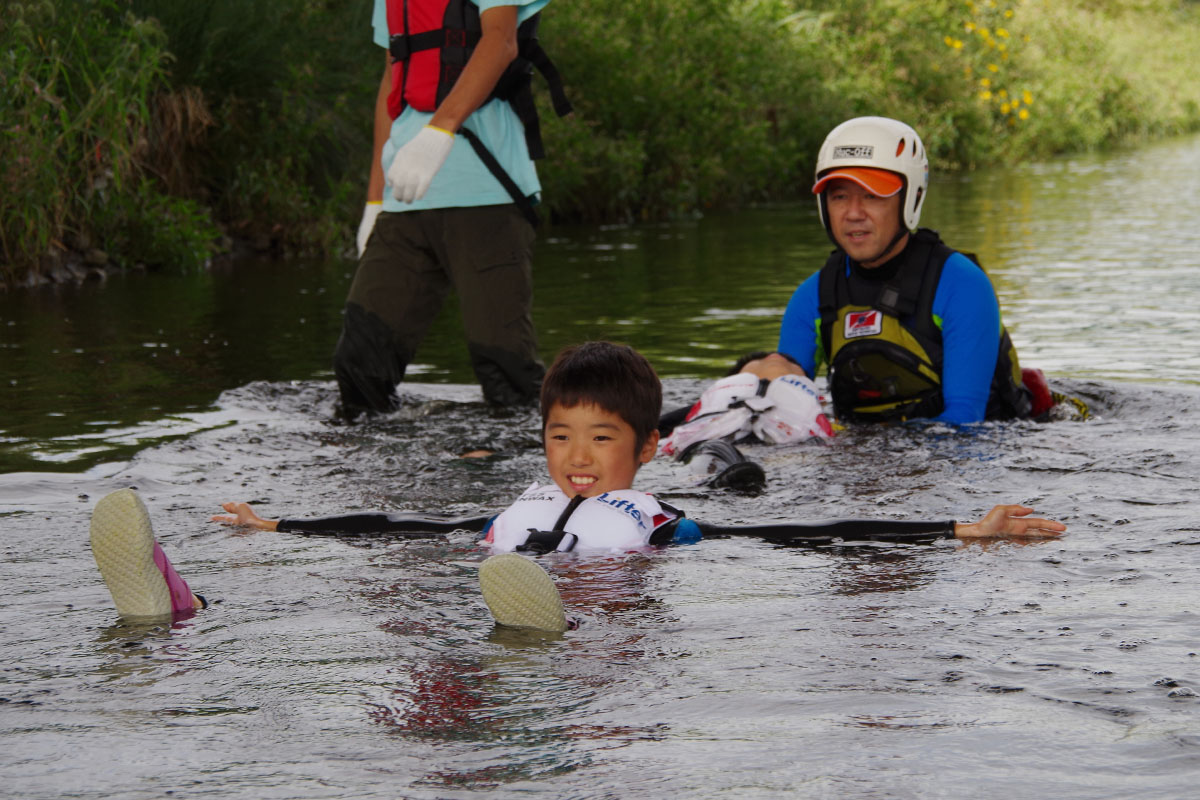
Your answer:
(932, 253), (1001, 424)
(777, 271), (823, 377)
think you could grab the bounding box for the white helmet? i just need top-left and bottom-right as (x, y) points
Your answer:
(813, 116), (929, 232)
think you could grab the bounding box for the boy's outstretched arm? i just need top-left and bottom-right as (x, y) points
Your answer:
(212, 502), (279, 531)
(954, 504), (1066, 539)
(212, 501), (493, 537)
(693, 504), (1065, 545)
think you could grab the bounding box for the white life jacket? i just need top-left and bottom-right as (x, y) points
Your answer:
(485, 483), (679, 553)
(660, 373), (833, 457)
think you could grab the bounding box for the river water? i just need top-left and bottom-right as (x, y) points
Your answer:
(1, 135), (1199, 799)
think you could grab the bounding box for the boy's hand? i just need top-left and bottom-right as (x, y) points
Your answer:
(955, 504), (1066, 539)
(212, 501), (279, 531)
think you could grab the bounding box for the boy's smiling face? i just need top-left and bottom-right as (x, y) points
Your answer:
(544, 401), (658, 498)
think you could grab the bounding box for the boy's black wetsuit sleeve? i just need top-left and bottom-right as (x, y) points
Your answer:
(691, 518), (957, 545)
(277, 513), (493, 537)
(650, 502), (957, 546)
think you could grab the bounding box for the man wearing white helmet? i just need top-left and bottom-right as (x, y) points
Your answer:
(777, 116), (1048, 424)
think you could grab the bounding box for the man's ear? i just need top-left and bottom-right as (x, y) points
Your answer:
(638, 430), (660, 464)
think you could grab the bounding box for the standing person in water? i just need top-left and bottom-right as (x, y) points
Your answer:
(778, 116), (1057, 425)
(199, 342), (1065, 632)
(335, 0), (571, 418)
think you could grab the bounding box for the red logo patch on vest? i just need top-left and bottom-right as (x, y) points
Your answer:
(845, 310), (883, 339)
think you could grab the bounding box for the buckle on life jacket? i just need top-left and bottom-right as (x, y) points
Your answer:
(389, 30), (445, 63)
(516, 494), (585, 554)
(518, 529), (578, 554)
(388, 33), (410, 61)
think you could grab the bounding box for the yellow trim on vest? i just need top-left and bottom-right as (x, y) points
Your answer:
(831, 305), (940, 384)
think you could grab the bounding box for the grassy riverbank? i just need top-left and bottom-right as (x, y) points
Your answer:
(4, 0), (1200, 284)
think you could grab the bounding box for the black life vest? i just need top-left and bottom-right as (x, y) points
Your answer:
(816, 228), (1032, 422)
(384, 0), (572, 161)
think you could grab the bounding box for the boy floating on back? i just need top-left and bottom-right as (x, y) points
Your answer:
(91, 342), (1066, 632)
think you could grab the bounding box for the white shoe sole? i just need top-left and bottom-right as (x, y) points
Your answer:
(479, 553), (567, 632)
(90, 489), (173, 619)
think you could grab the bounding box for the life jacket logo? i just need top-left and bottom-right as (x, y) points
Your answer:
(594, 492), (647, 528)
(845, 310), (883, 339)
(833, 145), (874, 159)
(522, 488), (561, 503)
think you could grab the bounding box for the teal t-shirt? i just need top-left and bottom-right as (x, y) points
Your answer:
(372, 0), (548, 212)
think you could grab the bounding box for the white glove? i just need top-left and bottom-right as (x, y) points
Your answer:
(356, 202), (382, 257)
(387, 124), (455, 204)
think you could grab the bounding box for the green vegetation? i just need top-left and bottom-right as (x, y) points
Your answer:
(2, 0), (375, 285)
(4, 0), (1200, 284)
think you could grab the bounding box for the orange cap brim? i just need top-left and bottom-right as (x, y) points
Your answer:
(812, 167), (903, 197)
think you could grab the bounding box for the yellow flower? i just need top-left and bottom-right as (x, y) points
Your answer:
(1004, 8), (1014, 18)
(979, 90), (993, 100)
(998, 89), (1008, 98)
(987, 63), (1000, 72)
(980, 77), (992, 87)
(997, 28), (1009, 38)
(997, 42), (1007, 52)
(1001, 102), (1011, 114)
(978, 27), (990, 37)
(1022, 90), (1033, 105)
(945, 35), (955, 46)
(1011, 96), (1021, 108)
(1018, 108), (1030, 120)
(965, 21), (976, 32)
(954, 39), (963, 49)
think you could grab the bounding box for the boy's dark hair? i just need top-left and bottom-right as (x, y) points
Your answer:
(726, 350), (801, 376)
(541, 341), (662, 451)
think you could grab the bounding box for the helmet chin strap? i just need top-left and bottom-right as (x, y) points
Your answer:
(860, 225), (910, 267)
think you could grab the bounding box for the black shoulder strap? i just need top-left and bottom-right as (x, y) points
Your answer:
(552, 493), (586, 531)
(498, 34), (572, 160)
(523, 39), (573, 117)
(816, 249), (844, 364)
(458, 125), (541, 227)
(875, 229), (941, 317)
(889, 228), (950, 351)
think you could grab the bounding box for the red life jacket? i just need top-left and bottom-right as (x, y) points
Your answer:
(384, 0), (570, 160)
